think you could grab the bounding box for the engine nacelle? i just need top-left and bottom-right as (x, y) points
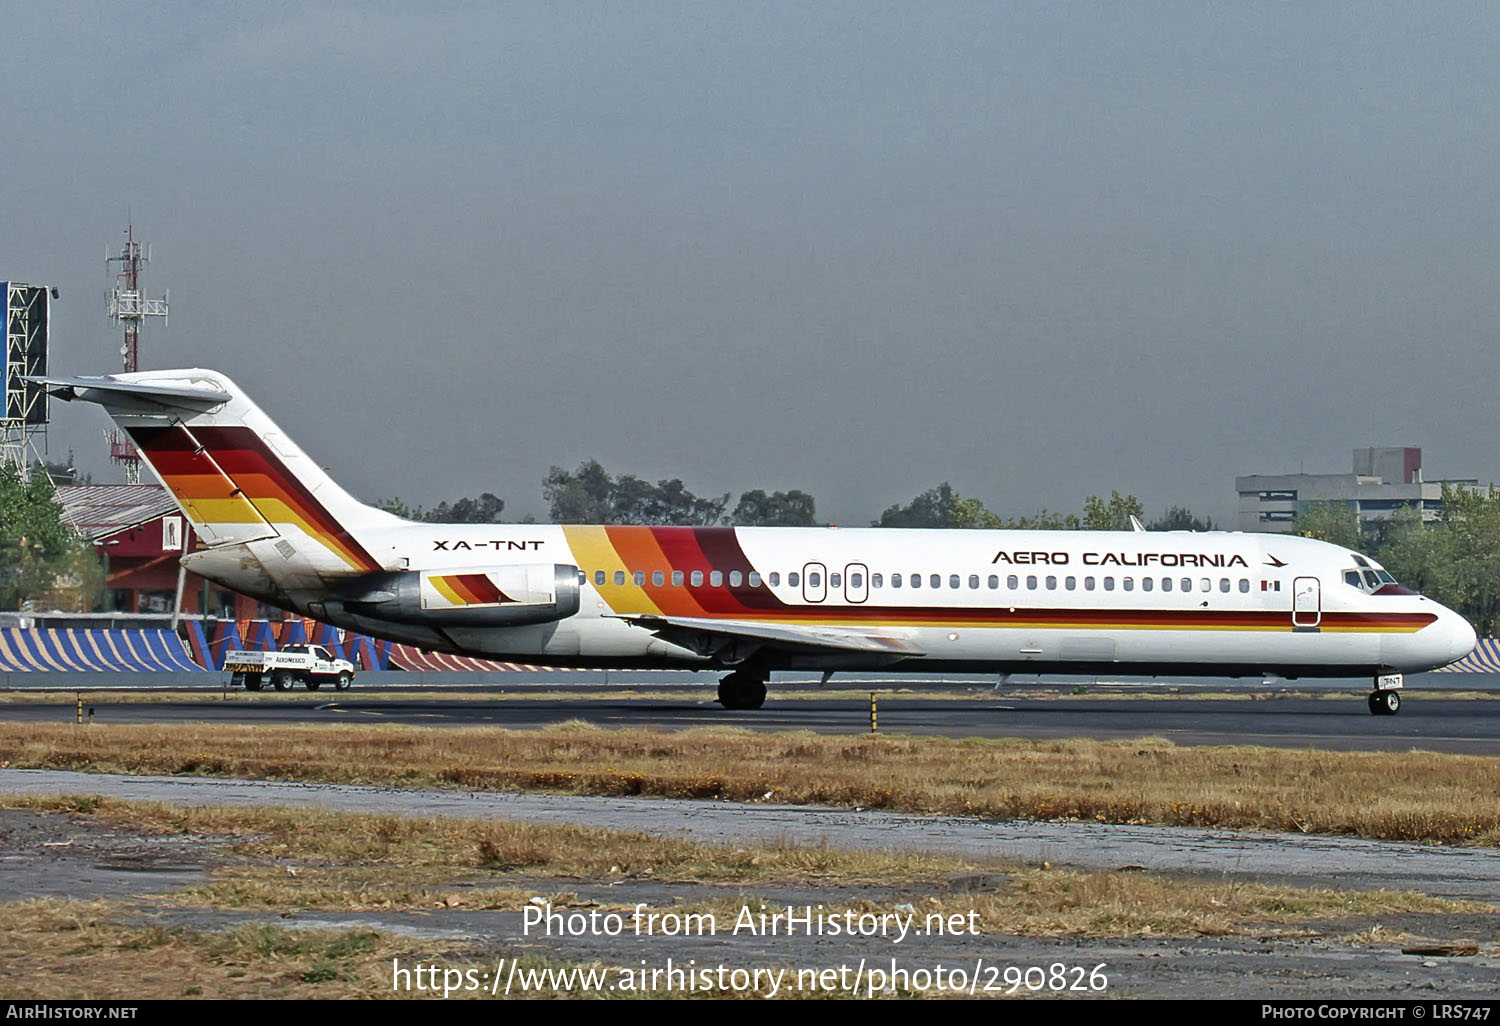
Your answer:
(330, 564), (582, 628)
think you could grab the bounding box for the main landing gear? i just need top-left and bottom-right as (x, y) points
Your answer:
(717, 668), (767, 710)
(1368, 673), (1402, 716)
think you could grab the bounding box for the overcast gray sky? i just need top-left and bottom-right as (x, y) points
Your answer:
(4, 2), (1499, 526)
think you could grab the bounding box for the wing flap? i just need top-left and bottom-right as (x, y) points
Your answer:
(612, 614), (925, 657)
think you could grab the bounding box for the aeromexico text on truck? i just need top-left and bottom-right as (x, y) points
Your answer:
(991, 551), (1252, 567)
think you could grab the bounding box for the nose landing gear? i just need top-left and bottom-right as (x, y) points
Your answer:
(1368, 673), (1403, 716)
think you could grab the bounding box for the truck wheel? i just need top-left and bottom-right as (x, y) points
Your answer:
(245, 675), (263, 692)
(336, 672), (352, 691)
(272, 671), (293, 692)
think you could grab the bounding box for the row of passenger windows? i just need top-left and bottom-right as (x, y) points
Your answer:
(588, 568), (1254, 595)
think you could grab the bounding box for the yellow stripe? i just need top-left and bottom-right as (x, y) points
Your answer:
(562, 526), (663, 615)
(430, 576), (468, 607)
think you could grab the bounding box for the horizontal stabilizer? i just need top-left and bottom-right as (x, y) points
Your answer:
(612, 613), (926, 657)
(25, 374), (231, 413)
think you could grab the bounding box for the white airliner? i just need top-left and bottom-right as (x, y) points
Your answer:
(35, 369), (1476, 715)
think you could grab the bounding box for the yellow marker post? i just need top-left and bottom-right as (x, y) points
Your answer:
(870, 693), (877, 733)
(76, 694), (82, 726)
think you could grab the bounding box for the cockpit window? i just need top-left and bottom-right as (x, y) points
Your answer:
(1343, 555), (1400, 593)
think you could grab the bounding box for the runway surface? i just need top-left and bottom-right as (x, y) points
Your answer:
(1, 689), (1498, 752)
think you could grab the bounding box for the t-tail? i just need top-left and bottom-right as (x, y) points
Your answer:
(33, 369), (401, 608)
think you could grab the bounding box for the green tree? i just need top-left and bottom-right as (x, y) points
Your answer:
(875, 483), (956, 528)
(1148, 506), (1217, 531)
(949, 495), (1079, 529)
(544, 461), (729, 525)
(543, 460), (615, 524)
(730, 489), (818, 526)
(0, 463), (100, 611)
(1082, 491), (1145, 531)
(1293, 502), (1363, 551)
(378, 493), (505, 523)
(1425, 485), (1500, 636)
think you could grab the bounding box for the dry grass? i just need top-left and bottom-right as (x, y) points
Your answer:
(0, 899), (426, 1000)
(1, 721), (1497, 845)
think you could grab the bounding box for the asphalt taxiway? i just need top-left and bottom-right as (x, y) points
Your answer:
(1, 689), (1497, 753)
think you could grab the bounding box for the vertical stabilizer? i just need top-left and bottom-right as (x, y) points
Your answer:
(36, 369), (400, 576)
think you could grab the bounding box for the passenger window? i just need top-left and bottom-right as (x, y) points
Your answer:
(1123, 578), (1134, 592)
(1045, 575), (1057, 590)
(1084, 576), (1095, 591)
(930, 574), (941, 589)
(730, 570), (743, 587)
(711, 570), (723, 587)
(831, 573), (842, 588)
(633, 571), (645, 586)
(1181, 578), (1191, 593)
(652, 571), (664, 587)
(769, 572), (780, 587)
(789, 572), (800, 587)
(1104, 577), (1115, 591)
(891, 574), (902, 589)
(1142, 577), (1154, 592)
(1239, 579), (1250, 593)
(1027, 575), (1038, 590)
(1162, 577), (1173, 592)
(810, 573), (822, 588)
(614, 571), (626, 586)
(968, 575), (979, 589)
(1200, 578), (1211, 592)
(672, 571), (684, 586)
(1065, 576), (1076, 590)
(594, 570), (606, 586)
(690, 570), (704, 587)
(911, 574), (921, 589)
(872, 573), (882, 588)
(949, 575), (960, 589)
(1219, 578), (1230, 593)
(748, 572), (761, 587)
(1007, 575), (1019, 589)
(988, 575), (999, 589)
(850, 573), (862, 588)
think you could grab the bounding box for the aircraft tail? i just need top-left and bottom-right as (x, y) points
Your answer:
(35, 369), (399, 577)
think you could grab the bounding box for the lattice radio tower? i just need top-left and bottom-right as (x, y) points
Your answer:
(105, 222), (168, 483)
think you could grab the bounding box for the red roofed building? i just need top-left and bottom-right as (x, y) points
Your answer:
(55, 484), (262, 619)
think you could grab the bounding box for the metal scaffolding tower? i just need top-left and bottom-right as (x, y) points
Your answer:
(1, 282), (53, 476)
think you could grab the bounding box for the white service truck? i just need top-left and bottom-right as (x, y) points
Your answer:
(224, 644), (355, 692)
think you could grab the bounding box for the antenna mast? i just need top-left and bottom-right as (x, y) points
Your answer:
(105, 222), (168, 482)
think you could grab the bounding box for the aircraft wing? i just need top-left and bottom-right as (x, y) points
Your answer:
(610, 614), (925, 662)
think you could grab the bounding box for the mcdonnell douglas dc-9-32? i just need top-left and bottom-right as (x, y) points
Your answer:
(33, 369), (1477, 716)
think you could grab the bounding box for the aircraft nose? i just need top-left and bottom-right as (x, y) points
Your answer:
(1434, 606), (1477, 668)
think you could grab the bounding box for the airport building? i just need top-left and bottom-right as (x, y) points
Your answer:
(1236, 447), (1489, 534)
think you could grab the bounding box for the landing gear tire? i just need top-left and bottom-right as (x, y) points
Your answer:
(272, 671), (294, 692)
(1369, 689), (1401, 716)
(335, 672), (352, 691)
(717, 671), (767, 710)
